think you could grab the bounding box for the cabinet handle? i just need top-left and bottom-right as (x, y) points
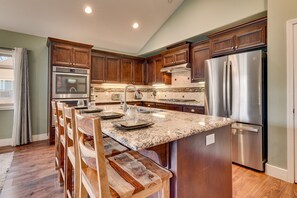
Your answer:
(191, 109), (195, 112)
(235, 46), (238, 49)
(231, 46), (234, 50)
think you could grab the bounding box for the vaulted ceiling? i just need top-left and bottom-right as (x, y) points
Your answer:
(0, 0), (184, 55)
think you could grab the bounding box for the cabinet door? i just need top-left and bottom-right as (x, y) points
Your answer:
(155, 58), (164, 83)
(210, 33), (235, 57)
(183, 106), (205, 114)
(175, 49), (188, 65)
(91, 54), (105, 83)
(146, 60), (155, 85)
(163, 53), (175, 67)
(155, 103), (183, 111)
(121, 58), (133, 83)
(235, 22), (266, 51)
(191, 42), (210, 82)
(52, 44), (72, 66)
(105, 56), (120, 83)
(133, 60), (144, 85)
(72, 47), (90, 68)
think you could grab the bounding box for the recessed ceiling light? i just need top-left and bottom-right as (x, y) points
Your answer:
(84, 6), (92, 14)
(132, 22), (139, 29)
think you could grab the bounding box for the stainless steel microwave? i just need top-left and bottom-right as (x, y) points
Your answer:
(52, 66), (90, 99)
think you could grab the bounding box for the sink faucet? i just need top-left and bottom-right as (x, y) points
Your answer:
(123, 84), (137, 112)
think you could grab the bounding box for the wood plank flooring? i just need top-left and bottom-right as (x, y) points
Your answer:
(0, 140), (297, 198)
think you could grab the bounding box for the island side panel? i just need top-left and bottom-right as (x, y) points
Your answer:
(170, 125), (232, 198)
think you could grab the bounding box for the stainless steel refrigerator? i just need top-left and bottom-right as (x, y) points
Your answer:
(205, 50), (267, 171)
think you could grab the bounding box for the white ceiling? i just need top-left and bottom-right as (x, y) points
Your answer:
(0, 0), (184, 55)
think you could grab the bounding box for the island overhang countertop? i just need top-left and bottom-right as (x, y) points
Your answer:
(96, 105), (234, 150)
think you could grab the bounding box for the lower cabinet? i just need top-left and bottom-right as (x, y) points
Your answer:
(127, 101), (143, 106)
(156, 103), (183, 112)
(143, 102), (156, 108)
(183, 105), (205, 114)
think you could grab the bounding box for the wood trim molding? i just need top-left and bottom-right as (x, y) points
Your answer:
(0, 133), (49, 147)
(265, 163), (288, 182)
(286, 17), (297, 184)
(47, 37), (93, 48)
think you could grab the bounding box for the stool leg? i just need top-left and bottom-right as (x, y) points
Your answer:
(159, 180), (170, 198)
(59, 142), (64, 185)
(65, 155), (73, 198)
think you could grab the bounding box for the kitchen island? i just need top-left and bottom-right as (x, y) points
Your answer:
(96, 105), (234, 198)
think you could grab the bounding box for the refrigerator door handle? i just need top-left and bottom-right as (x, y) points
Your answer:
(223, 61), (228, 116)
(227, 60), (232, 116)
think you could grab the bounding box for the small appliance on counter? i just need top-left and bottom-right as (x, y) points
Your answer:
(134, 89), (143, 100)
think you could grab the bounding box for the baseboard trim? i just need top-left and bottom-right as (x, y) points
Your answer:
(265, 163), (289, 182)
(32, 133), (48, 142)
(0, 138), (12, 147)
(0, 133), (48, 147)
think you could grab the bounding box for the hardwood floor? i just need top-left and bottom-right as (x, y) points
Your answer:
(0, 140), (297, 198)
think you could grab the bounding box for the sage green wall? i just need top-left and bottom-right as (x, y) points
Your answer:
(267, 0), (297, 169)
(0, 29), (48, 139)
(139, 0), (267, 55)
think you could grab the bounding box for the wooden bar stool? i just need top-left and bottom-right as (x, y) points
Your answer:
(51, 101), (59, 171)
(63, 107), (129, 198)
(75, 113), (172, 198)
(57, 101), (66, 185)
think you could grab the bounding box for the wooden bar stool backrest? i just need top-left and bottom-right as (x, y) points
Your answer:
(63, 106), (75, 147)
(51, 101), (58, 130)
(75, 113), (110, 198)
(57, 102), (66, 136)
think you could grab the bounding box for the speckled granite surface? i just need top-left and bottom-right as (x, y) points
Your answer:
(92, 105), (234, 151)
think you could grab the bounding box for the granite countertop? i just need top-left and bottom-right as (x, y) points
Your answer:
(95, 105), (233, 151)
(95, 99), (204, 107)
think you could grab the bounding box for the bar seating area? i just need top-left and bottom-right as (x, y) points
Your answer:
(51, 101), (172, 198)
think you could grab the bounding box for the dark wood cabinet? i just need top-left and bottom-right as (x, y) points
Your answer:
(105, 56), (121, 83)
(156, 103), (183, 111)
(209, 17), (267, 57)
(72, 47), (91, 68)
(91, 50), (145, 85)
(183, 105), (205, 114)
(127, 101), (143, 106)
(120, 58), (133, 83)
(49, 38), (92, 68)
(162, 44), (189, 67)
(133, 60), (144, 85)
(146, 55), (171, 85)
(190, 41), (210, 82)
(52, 44), (73, 66)
(91, 53), (105, 83)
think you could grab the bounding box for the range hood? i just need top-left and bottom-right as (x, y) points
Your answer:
(160, 63), (191, 73)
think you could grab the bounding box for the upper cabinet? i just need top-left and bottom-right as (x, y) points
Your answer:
(209, 17), (267, 57)
(48, 37), (93, 68)
(162, 43), (190, 67)
(190, 41), (210, 82)
(146, 55), (171, 85)
(91, 50), (145, 84)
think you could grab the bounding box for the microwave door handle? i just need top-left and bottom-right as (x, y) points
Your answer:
(223, 61), (227, 116)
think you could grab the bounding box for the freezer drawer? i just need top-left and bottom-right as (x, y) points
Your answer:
(232, 123), (264, 171)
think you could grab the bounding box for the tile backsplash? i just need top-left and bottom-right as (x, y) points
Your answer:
(91, 71), (205, 104)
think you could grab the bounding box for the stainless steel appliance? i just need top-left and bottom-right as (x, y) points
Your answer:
(205, 50), (267, 171)
(52, 66), (90, 99)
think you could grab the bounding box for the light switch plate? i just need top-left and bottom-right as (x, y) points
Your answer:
(206, 134), (215, 146)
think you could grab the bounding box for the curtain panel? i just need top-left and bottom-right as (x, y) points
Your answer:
(11, 48), (32, 146)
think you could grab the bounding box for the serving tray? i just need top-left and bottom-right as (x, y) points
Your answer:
(112, 119), (154, 130)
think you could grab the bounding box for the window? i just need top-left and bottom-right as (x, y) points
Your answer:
(0, 50), (14, 110)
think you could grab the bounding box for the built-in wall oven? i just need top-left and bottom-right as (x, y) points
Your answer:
(52, 66), (90, 99)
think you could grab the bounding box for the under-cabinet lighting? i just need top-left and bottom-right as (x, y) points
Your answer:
(152, 83), (166, 87)
(101, 83), (128, 87)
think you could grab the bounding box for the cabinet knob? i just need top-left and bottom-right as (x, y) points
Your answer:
(191, 109), (195, 112)
(231, 46), (234, 50)
(148, 104), (151, 107)
(235, 46), (238, 49)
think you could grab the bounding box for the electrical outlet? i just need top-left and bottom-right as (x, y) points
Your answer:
(206, 134), (215, 146)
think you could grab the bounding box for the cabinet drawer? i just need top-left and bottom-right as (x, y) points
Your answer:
(183, 106), (204, 114)
(156, 103), (183, 111)
(143, 102), (156, 108)
(127, 101), (143, 106)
